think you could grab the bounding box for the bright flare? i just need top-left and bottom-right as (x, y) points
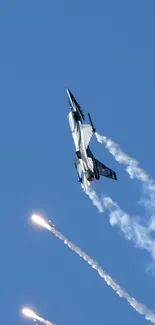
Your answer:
(22, 307), (54, 325)
(22, 308), (37, 319)
(32, 215), (155, 324)
(31, 214), (52, 231)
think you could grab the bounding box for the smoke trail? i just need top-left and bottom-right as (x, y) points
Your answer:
(81, 184), (104, 213)
(95, 132), (155, 214)
(103, 196), (155, 262)
(22, 308), (54, 325)
(32, 214), (155, 324)
(95, 133), (150, 182)
(81, 178), (155, 262)
(94, 132), (155, 263)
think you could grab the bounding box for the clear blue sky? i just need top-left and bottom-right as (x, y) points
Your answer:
(0, 1), (155, 325)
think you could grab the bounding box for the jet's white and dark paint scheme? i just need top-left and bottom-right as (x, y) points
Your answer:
(67, 88), (117, 192)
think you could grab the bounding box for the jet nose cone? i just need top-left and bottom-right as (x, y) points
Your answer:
(66, 88), (72, 99)
(66, 88), (70, 94)
(66, 88), (73, 108)
(66, 88), (74, 103)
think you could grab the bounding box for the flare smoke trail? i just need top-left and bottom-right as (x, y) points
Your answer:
(22, 308), (54, 325)
(95, 132), (155, 214)
(32, 214), (155, 324)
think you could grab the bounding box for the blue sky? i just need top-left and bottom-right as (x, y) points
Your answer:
(0, 0), (155, 324)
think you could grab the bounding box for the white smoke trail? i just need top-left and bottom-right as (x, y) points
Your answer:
(93, 132), (155, 263)
(103, 196), (155, 262)
(81, 184), (104, 213)
(81, 180), (155, 262)
(32, 214), (155, 324)
(22, 307), (54, 325)
(95, 132), (155, 215)
(95, 133), (150, 182)
(78, 133), (155, 262)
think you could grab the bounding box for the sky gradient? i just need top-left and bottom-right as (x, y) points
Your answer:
(0, 1), (155, 325)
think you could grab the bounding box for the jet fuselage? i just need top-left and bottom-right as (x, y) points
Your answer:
(66, 88), (117, 192)
(68, 110), (94, 182)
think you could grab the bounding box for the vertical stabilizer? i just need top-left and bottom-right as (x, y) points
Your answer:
(88, 113), (96, 133)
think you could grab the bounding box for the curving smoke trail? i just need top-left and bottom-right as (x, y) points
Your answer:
(103, 196), (155, 262)
(80, 132), (155, 216)
(93, 132), (155, 262)
(81, 183), (104, 213)
(95, 132), (155, 215)
(95, 133), (151, 182)
(81, 182), (155, 263)
(95, 133), (154, 195)
(32, 214), (155, 324)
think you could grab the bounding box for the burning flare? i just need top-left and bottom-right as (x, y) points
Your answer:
(32, 214), (52, 231)
(22, 308), (37, 319)
(22, 307), (54, 325)
(31, 214), (155, 324)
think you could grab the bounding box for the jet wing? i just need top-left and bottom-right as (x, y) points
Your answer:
(95, 159), (117, 180)
(81, 124), (93, 149)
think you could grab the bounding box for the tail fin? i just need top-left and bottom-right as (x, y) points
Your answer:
(88, 113), (96, 133)
(95, 159), (117, 180)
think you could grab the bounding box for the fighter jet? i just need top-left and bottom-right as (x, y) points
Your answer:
(66, 88), (117, 192)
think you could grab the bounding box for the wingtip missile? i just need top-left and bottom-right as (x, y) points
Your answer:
(88, 113), (96, 133)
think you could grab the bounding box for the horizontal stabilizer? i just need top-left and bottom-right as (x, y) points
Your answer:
(95, 159), (117, 180)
